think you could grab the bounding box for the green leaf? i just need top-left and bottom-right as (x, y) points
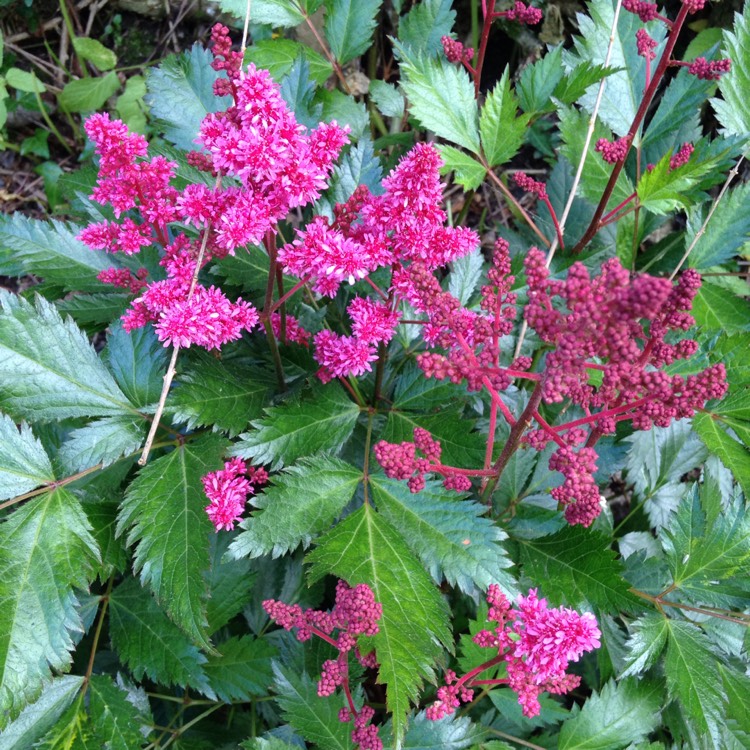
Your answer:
(0, 489), (99, 727)
(116, 75), (148, 133)
(559, 679), (662, 750)
(324, 0), (381, 65)
(398, 0), (456, 57)
(392, 362), (466, 410)
(282, 56), (323, 130)
(57, 293), (131, 327)
(87, 675), (146, 750)
(686, 182), (750, 269)
(316, 88), (369, 140)
(204, 635), (277, 702)
(711, 4), (750, 136)
(80, 492), (128, 579)
(0, 413), (54, 501)
(0, 676), (84, 750)
(383, 710), (487, 749)
(245, 39), (332, 84)
(72, 37), (117, 71)
(662, 485), (750, 603)
(272, 665), (355, 749)
(636, 149), (716, 214)
(369, 80), (405, 118)
(168, 353), (270, 437)
(369, 475), (515, 595)
(553, 63), (616, 109)
(307, 504), (452, 743)
(329, 137), (383, 203)
(382, 409), (485, 468)
(565, 0), (662, 137)
(205, 532), (255, 634)
(480, 68), (530, 168)
(0, 213), (114, 292)
(146, 45), (229, 151)
(559, 107), (635, 212)
(108, 577), (212, 694)
(117, 434), (228, 649)
(218, 0), (305, 27)
(519, 526), (640, 613)
(621, 613), (669, 677)
(398, 49), (480, 152)
(691, 280), (750, 333)
(438, 145), (486, 190)
(5, 67), (46, 93)
(625, 419), (708, 529)
(58, 415), (145, 473)
(0, 293), (135, 421)
(228, 457), (361, 559)
(242, 739), (300, 750)
(58, 72), (120, 113)
(517, 46), (564, 115)
(447, 244), (484, 305)
(642, 70), (711, 167)
(232, 384), (359, 470)
(103, 323), (168, 409)
(665, 620), (724, 746)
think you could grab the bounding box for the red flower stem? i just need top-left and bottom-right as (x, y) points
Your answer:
(474, 0), (496, 98)
(600, 204), (637, 228)
(530, 410), (567, 448)
(572, 2), (691, 253)
(275, 266), (287, 345)
(432, 464), (499, 477)
(583, 362), (606, 371)
(600, 192), (637, 224)
(341, 675), (358, 717)
(542, 197), (565, 250)
(452, 329), (517, 426)
(309, 626), (340, 649)
(365, 276), (389, 301)
(399, 318), (427, 325)
(553, 396), (653, 432)
(483, 367), (542, 381)
(268, 276), (312, 315)
(468, 678), (510, 686)
(454, 653), (507, 692)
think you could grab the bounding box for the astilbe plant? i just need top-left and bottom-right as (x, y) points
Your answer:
(2, 0), (750, 747)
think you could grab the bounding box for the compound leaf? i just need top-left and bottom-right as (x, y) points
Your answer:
(108, 577), (212, 694)
(369, 475), (515, 595)
(519, 526), (641, 613)
(228, 457), (361, 559)
(117, 434), (228, 650)
(307, 504), (452, 743)
(232, 384), (359, 470)
(0, 213), (113, 292)
(559, 679), (662, 750)
(169, 353), (270, 437)
(0, 413), (54, 501)
(0, 488), (99, 727)
(324, 0), (381, 65)
(87, 675), (147, 750)
(665, 620), (725, 746)
(621, 613), (669, 678)
(398, 48), (480, 153)
(204, 635), (277, 702)
(0, 293), (135, 421)
(711, 4), (750, 136)
(273, 665), (355, 749)
(480, 68), (530, 168)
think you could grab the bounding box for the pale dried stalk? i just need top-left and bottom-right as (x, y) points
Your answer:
(513, 0), (624, 359)
(669, 153), (747, 281)
(138, 173), (222, 465)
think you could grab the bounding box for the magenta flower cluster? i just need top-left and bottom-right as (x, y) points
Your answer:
(264, 581), (383, 750)
(427, 585), (600, 720)
(202, 458), (268, 531)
